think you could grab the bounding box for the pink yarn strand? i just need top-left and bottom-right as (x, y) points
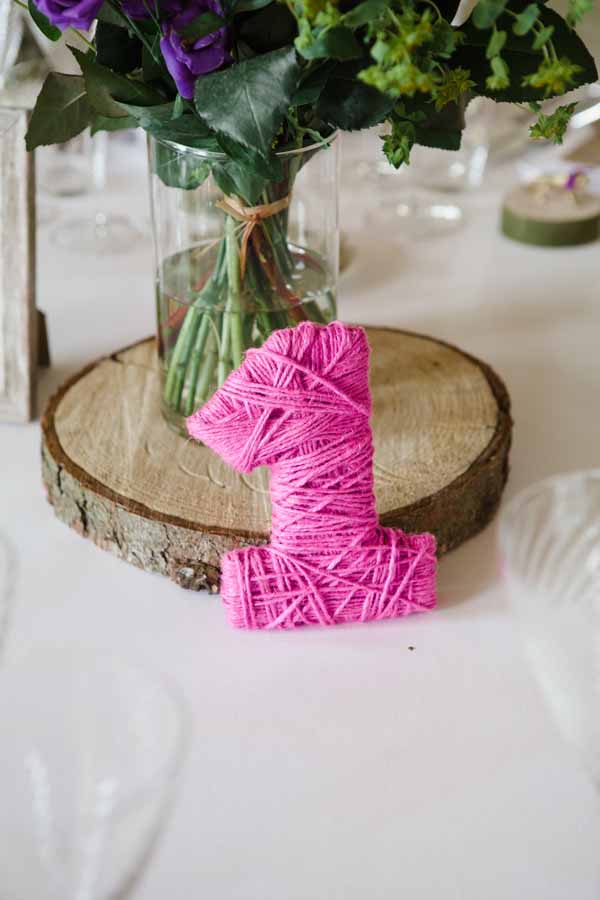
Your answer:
(188, 321), (437, 630)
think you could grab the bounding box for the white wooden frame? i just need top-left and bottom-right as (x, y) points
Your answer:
(0, 107), (36, 423)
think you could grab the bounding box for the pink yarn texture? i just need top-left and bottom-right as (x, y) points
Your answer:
(187, 321), (437, 630)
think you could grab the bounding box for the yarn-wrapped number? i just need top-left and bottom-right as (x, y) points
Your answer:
(187, 321), (437, 630)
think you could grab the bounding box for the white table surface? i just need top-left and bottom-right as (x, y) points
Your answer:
(2, 133), (600, 900)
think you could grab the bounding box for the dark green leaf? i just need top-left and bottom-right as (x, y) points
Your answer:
(317, 62), (395, 129)
(96, 21), (142, 74)
(153, 140), (212, 190)
(91, 114), (138, 134)
(177, 11), (225, 40)
(486, 28), (506, 58)
(70, 46), (164, 118)
(472, 0), (508, 29)
(142, 37), (164, 81)
(238, 4), (296, 52)
(455, 3), (597, 101)
(25, 73), (91, 150)
(513, 3), (539, 35)
(233, 0), (273, 11)
(414, 125), (462, 151)
(28, 0), (61, 41)
(343, 0), (389, 29)
(194, 46), (300, 157)
(211, 162), (267, 204)
(216, 133), (283, 179)
(292, 62), (335, 105)
(121, 102), (221, 149)
(97, 2), (127, 26)
(298, 26), (362, 61)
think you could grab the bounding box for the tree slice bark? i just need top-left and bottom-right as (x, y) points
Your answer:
(41, 329), (512, 591)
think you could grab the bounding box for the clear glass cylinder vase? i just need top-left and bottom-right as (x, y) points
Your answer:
(148, 134), (339, 435)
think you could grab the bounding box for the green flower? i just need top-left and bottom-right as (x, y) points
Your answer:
(529, 102), (578, 143)
(433, 67), (474, 110)
(522, 57), (583, 96)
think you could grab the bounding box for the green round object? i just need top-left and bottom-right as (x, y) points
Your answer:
(501, 184), (600, 248)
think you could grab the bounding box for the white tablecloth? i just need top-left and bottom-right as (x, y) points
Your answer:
(2, 135), (599, 899)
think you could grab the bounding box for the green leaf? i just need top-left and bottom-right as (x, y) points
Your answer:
(172, 93), (185, 119)
(142, 37), (164, 81)
(28, 0), (61, 41)
(194, 46), (300, 158)
(292, 62), (334, 105)
(513, 3), (539, 35)
(70, 46), (164, 118)
(455, 3), (597, 101)
(486, 28), (506, 58)
(414, 125), (462, 151)
(91, 114), (138, 134)
(238, 3), (296, 53)
(96, 21), (142, 74)
(233, 0), (273, 12)
(211, 161), (267, 205)
(216, 133), (283, 180)
(472, 0), (508, 29)
(26, 73), (91, 150)
(343, 0), (389, 29)
(317, 62), (395, 129)
(177, 11), (225, 40)
(121, 102), (221, 150)
(532, 25), (553, 50)
(298, 26), (362, 61)
(153, 140), (212, 190)
(97, 2), (127, 26)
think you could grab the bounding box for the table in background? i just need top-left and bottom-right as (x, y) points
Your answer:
(2, 136), (599, 900)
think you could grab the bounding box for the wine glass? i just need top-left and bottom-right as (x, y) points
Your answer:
(0, 530), (16, 656)
(49, 131), (144, 254)
(498, 471), (600, 786)
(0, 648), (189, 900)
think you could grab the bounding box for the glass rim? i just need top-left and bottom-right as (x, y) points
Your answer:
(0, 646), (191, 807)
(498, 468), (600, 563)
(149, 129), (338, 161)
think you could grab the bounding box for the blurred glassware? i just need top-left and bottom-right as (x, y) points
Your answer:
(499, 471), (600, 787)
(0, 649), (189, 900)
(38, 132), (99, 199)
(0, 530), (16, 657)
(0, 1), (23, 90)
(49, 131), (144, 254)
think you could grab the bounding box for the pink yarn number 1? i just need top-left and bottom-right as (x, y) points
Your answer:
(187, 322), (437, 630)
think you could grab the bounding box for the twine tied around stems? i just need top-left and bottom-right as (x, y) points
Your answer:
(216, 194), (290, 280)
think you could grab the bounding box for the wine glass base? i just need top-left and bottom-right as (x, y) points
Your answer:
(50, 214), (143, 254)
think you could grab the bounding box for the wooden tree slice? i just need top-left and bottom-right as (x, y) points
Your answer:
(41, 329), (512, 591)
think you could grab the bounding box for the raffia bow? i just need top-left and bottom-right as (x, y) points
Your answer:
(216, 194), (290, 280)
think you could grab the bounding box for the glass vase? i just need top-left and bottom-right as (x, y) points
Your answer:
(148, 134), (339, 435)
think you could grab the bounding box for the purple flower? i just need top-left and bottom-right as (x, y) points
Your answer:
(120, 0), (153, 18)
(159, 0), (227, 100)
(33, 0), (103, 29)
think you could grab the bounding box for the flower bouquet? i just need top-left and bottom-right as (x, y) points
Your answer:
(22, 0), (596, 427)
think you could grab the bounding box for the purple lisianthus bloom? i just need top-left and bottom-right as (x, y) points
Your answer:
(120, 0), (153, 18)
(160, 0), (228, 100)
(33, 0), (103, 30)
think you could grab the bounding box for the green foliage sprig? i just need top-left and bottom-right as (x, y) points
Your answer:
(21, 0), (598, 177)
